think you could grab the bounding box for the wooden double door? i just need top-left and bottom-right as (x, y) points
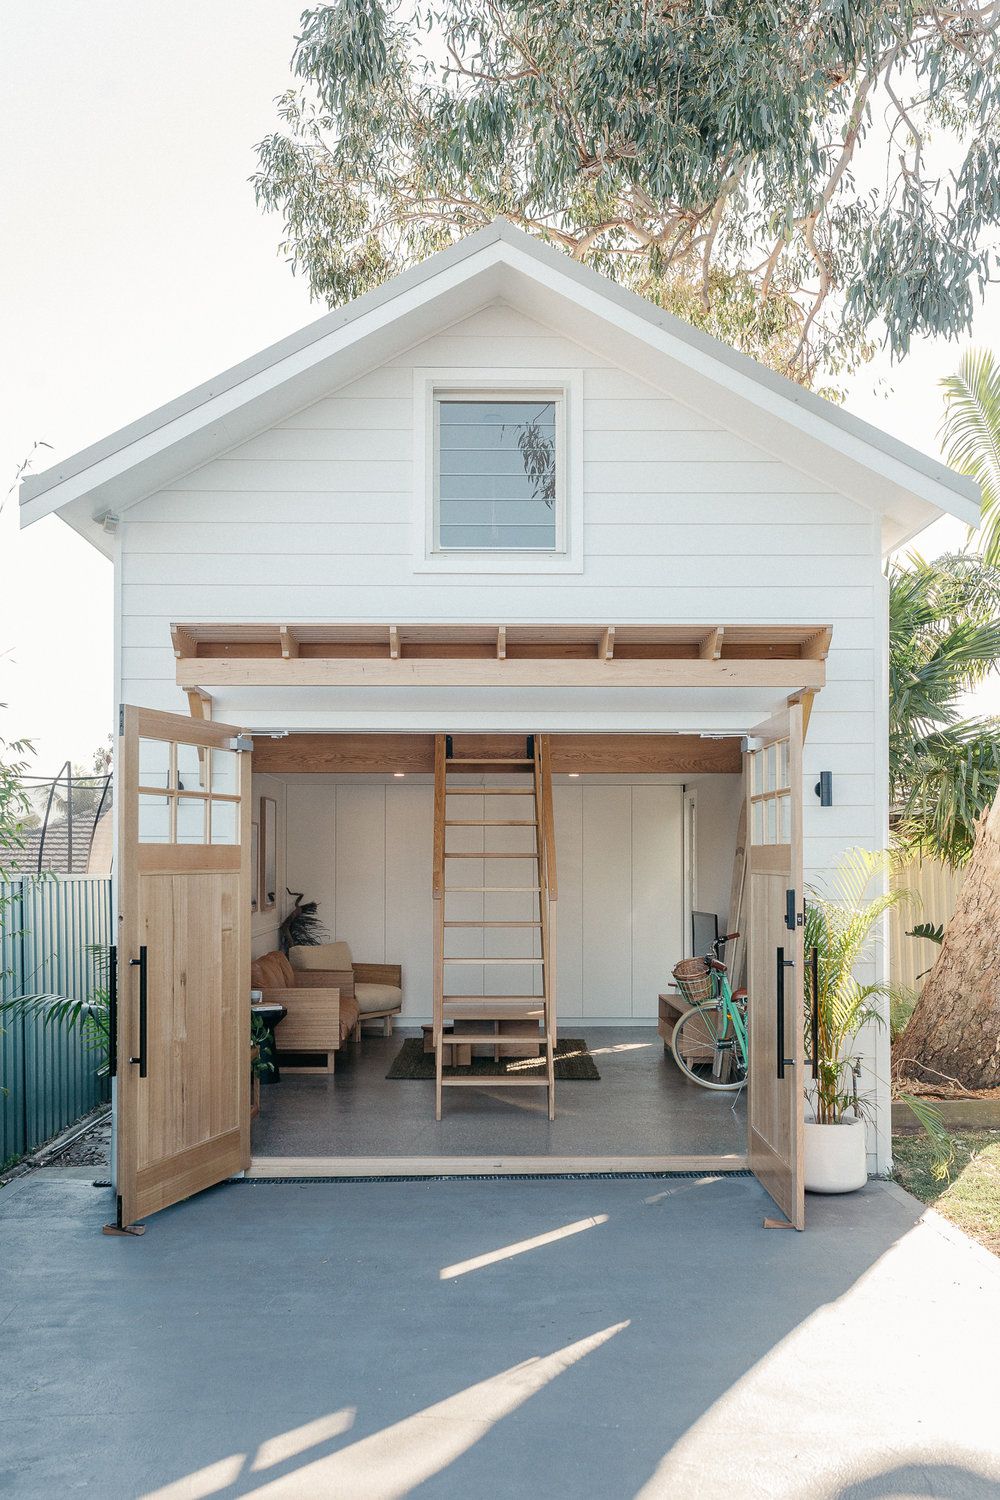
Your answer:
(112, 703), (806, 1230)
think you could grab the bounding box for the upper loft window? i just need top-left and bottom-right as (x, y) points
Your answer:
(435, 394), (563, 552)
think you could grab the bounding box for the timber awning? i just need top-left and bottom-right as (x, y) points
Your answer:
(172, 622), (831, 696)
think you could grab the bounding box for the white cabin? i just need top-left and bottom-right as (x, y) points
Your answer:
(22, 221), (977, 1230)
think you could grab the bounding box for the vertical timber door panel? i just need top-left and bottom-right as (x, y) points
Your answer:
(745, 701), (805, 1229)
(116, 706), (251, 1228)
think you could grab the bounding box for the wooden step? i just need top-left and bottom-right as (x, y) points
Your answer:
(444, 920), (541, 928)
(446, 822), (539, 834)
(440, 1076), (549, 1088)
(447, 757), (533, 765)
(442, 1032), (548, 1046)
(444, 956), (543, 964)
(446, 788), (534, 796)
(445, 886), (541, 893)
(445, 851), (539, 859)
(442, 999), (546, 1015)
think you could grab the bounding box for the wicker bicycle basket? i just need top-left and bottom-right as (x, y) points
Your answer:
(671, 957), (713, 1005)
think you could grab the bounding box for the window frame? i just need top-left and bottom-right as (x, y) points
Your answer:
(412, 369), (584, 574)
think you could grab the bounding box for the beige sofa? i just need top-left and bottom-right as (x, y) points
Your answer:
(250, 949), (360, 1073)
(290, 942), (403, 1036)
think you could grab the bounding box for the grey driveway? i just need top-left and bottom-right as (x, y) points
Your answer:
(0, 1172), (996, 1499)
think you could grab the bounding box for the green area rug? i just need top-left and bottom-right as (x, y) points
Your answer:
(386, 1037), (600, 1081)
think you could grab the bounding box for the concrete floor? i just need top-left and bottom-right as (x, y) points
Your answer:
(1, 1172), (997, 1498)
(252, 1026), (747, 1160)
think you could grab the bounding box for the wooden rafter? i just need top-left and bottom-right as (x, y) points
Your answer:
(599, 626), (616, 660)
(279, 625), (299, 659)
(185, 688), (214, 721)
(699, 626), (724, 660)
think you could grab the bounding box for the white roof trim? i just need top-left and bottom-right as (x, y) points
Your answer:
(21, 218), (979, 556)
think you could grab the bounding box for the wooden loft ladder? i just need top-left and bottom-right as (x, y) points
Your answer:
(432, 734), (558, 1121)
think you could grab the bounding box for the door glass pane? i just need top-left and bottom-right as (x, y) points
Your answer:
(765, 743), (777, 793)
(778, 793), (791, 843)
(211, 749), (239, 795)
(752, 800), (764, 845)
(176, 796), (206, 844)
(138, 794), (171, 843)
(176, 742), (208, 793)
(752, 753), (764, 796)
(138, 739), (171, 789)
(766, 797), (777, 844)
(778, 739), (790, 790)
(210, 799), (238, 845)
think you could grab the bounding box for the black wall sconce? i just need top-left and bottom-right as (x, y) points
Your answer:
(814, 771), (833, 807)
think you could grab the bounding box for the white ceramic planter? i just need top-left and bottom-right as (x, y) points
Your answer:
(803, 1116), (868, 1194)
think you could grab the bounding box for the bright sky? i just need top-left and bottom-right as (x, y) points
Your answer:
(1, 1), (997, 770)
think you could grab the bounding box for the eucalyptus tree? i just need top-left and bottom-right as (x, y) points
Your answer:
(255, 0), (1000, 389)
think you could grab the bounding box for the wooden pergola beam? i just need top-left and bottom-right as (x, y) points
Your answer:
(177, 656), (826, 692)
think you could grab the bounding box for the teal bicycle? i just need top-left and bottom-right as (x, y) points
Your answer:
(670, 933), (749, 1091)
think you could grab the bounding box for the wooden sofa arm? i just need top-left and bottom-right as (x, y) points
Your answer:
(353, 962), (402, 987)
(259, 985), (342, 1051)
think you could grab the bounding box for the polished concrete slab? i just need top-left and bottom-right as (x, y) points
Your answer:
(251, 1026), (746, 1160)
(0, 1172), (996, 1498)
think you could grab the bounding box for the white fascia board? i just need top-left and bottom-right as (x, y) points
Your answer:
(19, 239), (511, 532)
(498, 243), (980, 536)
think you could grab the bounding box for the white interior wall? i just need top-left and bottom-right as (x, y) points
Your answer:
(263, 773), (734, 1022)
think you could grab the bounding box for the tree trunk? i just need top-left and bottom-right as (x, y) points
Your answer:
(898, 789), (1000, 1089)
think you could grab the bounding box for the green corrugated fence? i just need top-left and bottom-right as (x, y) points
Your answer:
(1, 876), (113, 1164)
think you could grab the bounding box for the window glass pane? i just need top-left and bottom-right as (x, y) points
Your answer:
(765, 743), (777, 793)
(778, 793), (791, 843)
(138, 794), (171, 843)
(210, 749), (239, 795)
(437, 398), (557, 551)
(176, 742), (208, 793)
(766, 797), (777, 844)
(210, 799), (238, 845)
(138, 739), (171, 789)
(778, 739), (790, 789)
(176, 796), (206, 844)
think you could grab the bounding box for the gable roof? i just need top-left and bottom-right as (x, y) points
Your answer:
(20, 218), (979, 557)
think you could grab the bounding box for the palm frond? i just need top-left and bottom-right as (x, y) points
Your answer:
(939, 348), (1000, 566)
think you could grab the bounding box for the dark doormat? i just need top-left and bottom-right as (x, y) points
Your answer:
(386, 1037), (600, 1081)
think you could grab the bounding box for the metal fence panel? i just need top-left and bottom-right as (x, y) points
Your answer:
(0, 875), (112, 1163)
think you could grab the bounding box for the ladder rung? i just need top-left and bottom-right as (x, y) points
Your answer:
(440, 1076), (549, 1088)
(444, 920), (541, 928)
(445, 886), (541, 893)
(447, 758), (533, 766)
(446, 822), (538, 829)
(444, 956), (543, 965)
(445, 852), (539, 859)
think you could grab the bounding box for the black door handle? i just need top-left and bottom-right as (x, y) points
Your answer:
(810, 945), (819, 1081)
(128, 946), (148, 1078)
(108, 945), (118, 1078)
(776, 947), (795, 1080)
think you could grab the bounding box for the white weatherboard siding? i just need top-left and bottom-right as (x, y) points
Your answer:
(274, 775), (688, 1023)
(120, 300), (887, 1166)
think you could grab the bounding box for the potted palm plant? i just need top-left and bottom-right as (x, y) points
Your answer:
(803, 850), (909, 1193)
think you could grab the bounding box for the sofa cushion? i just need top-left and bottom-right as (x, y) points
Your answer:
(291, 941), (353, 972)
(355, 982), (403, 1014)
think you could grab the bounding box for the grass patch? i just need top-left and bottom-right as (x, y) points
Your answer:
(893, 1129), (1000, 1256)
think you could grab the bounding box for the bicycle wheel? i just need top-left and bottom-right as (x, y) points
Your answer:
(670, 1002), (748, 1091)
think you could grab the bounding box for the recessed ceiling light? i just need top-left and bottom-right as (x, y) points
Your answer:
(393, 772), (405, 778)
(568, 772), (580, 778)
